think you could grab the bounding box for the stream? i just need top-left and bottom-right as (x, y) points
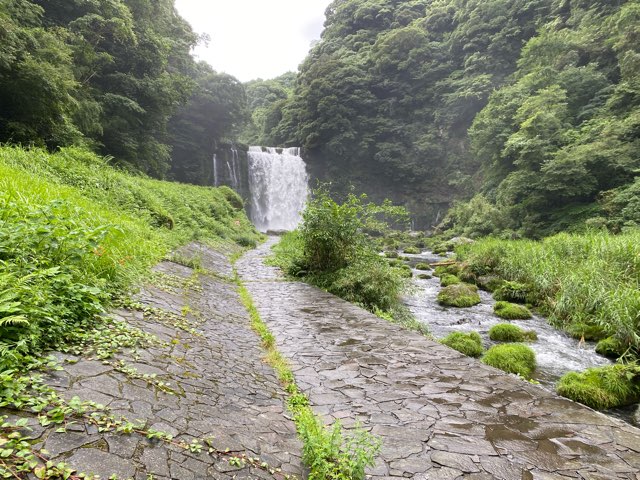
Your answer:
(399, 250), (637, 424)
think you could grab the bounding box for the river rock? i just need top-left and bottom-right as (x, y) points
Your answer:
(633, 404), (640, 427)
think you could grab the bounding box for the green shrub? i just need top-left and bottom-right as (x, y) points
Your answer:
(437, 284), (481, 308)
(595, 337), (627, 359)
(440, 274), (461, 287)
(415, 262), (431, 270)
(403, 246), (420, 254)
(566, 322), (608, 342)
(482, 344), (536, 378)
(489, 323), (537, 342)
(556, 364), (640, 410)
(493, 301), (532, 320)
(493, 281), (531, 303)
(440, 331), (484, 357)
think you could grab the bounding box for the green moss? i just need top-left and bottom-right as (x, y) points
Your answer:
(415, 262), (431, 270)
(437, 283), (481, 308)
(492, 281), (531, 303)
(482, 344), (536, 378)
(433, 264), (461, 277)
(403, 246), (420, 254)
(566, 322), (608, 342)
(556, 364), (640, 410)
(384, 251), (399, 259)
(493, 301), (532, 320)
(418, 273), (432, 280)
(489, 323), (537, 342)
(440, 274), (461, 287)
(440, 331), (484, 358)
(595, 337), (627, 359)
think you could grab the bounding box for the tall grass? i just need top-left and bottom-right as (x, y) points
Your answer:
(0, 145), (260, 369)
(457, 230), (640, 354)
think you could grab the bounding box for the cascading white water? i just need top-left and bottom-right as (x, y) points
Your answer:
(247, 146), (309, 232)
(213, 154), (218, 187)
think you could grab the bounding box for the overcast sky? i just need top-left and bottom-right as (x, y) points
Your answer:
(174, 0), (331, 82)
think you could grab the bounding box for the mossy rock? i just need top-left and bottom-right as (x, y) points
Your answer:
(566, 322), (608, 342)
(415, 262), (431, 271)
(418, 273), (432, 280)
(489, 323), (537, 342)
(431, 244), (448, 255)
(595, 336), (626, 359)
(482, 344), (536, 378)
(433, 264), (461, 277)
(493, 301), (532, 320)
(395, 264), (413, 278)
(384, 251), (399, 259)
(403, 246), (420, 254)
(477, 275), (504, 293)
(493, 281), (530, 303)
(387, 259), (402, 267)
(556, 364), (640, 410)
(440, 274), (461, 287)
(440, 331), (484, 358)
(437, 283), (481, 308)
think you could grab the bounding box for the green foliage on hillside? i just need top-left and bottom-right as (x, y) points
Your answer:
(0, 0), (248, 182)
(0, 146), (259, 370)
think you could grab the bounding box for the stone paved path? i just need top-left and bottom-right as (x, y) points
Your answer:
(9, 243), (303, 479)
(237, 237), (640, 480)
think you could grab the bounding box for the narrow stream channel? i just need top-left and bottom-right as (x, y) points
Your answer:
(399, 250), (637, 424)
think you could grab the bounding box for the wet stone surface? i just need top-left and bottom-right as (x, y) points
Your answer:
(15, 242), (303, 479)
(236, 237), (640, 479)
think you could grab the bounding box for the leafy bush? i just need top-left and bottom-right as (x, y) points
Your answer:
(556, 364), (640, 410)
(271, 190), (410, 316)
(440, 274), (461, 287)
(440, 331), (484, 357)
(489, 323), (537, 342)
(493, 301), (532, 320)
(437, 284), (481, 308)
(482, 344), (536, 378)
(566, 323), (608, 342)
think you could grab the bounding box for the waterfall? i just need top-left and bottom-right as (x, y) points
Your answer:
(247, 146), (309, 232)
(213, 154), (218, 187)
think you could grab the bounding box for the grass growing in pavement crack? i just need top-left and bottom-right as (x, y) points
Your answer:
(237, 279), (381, 480)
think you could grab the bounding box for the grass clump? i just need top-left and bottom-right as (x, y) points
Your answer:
(440, 331), (484, 357)
(403, 246), (420, 254)
(433, 264), (461, 277)
(556, 364), (640, 410)
(482, 344), (536, 378)
(440, 274), (461, 287)
(595, 337), (627, 359)
(493, 301), (532, 320)
(489, 323), (538, 342)
(437, 284), (481, 308)
(456, 231), (640, 357)
(493, 281), (531, 303)
(415, 262), (431, 270)
(566, 322), (608, 342)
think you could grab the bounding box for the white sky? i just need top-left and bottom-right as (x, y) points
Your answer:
(174, 0), (331, 82)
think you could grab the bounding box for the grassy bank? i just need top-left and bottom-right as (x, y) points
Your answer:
(0, 145), (260, 371)
(456, 231), (640, 356)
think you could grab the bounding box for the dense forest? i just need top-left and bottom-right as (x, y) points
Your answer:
(1, 0), (638, 236)
(251, 0), (639, 235)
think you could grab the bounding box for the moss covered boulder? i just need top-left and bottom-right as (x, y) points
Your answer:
(595, 336), (627, 359)
(493, 301), (532, 320)
(433, 264), (461, 277)
(440, 331), (484, 358)
(384, 251), (399, 259)
(403, 246), (420, 254)
(556, 364), (640, 410)
(482, 344), (536, 378)
(440, 274), (461, 287)
(415, 262), (431, 271)
(437, 284), (481, 308)
(418, 273), (432, 280)
(489, 323), (537, 342)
